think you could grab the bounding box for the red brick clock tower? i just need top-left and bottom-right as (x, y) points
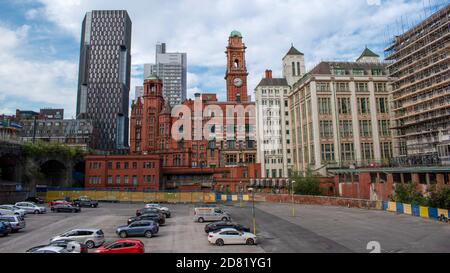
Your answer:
(225, 30), (249, 103)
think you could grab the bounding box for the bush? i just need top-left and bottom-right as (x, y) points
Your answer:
(290, 169), (322, 196)
(427, 186), (450, 210)
(392, 183), (427, 206)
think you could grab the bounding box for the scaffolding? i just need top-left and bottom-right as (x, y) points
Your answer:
(384, 3), (450, 163)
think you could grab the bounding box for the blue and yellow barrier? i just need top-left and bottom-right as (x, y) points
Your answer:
(383, 201), (449, 221)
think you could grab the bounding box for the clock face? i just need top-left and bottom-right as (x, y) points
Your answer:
(233, 77), (243, 87)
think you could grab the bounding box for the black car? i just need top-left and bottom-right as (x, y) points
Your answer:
(204, 221), (251, 233)
(73, 196), (98, 208)
(25, 197), (44, 204)
(26, 239), (88, 253)
(136, 207), (165, 219)
(128, 213), (164, 225)
(51, 204), (81, 213)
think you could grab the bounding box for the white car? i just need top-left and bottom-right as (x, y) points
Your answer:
(208, 228), (257, 246)
(14, 202), (46, 214)
(30, 246), (71, 253)
(144, 203), (171, 218)
(0, 205), (26, 217)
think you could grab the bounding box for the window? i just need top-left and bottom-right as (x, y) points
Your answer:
(357, 98), (370, 114)
(132, 162), (137, 169)
(378, 120), (391, 137)
(316, 82), (330, 92)
(107, 162), (112, 169)
(124, 162), (129, 169)
(341, 143), (355, 161)
(124, 176), (129, 185)
(339, 120), (353, 138)
(335, 82), (349, 92)
(132, 176), (138, 186)
(376, 97), (389, 113)
(381, 142), (393, 159)
(319, 120), (333, 138)
(372, 69), (383, 76)
(115, 162), (121, 169)
(356, 82), (368, 92)
(107, 176), (112, 185)
(333, 69), (346, 75)
(374, 82), (387, 92)
(353, 69), (365, 76)
(338, 98), (351, 114)
(361, 143), (374, 160)
(318, 98), (331, 115)
(226, 154), (237, 165)
(359, 120), (372, 137)
(115, 175), (121, 185)
(321, 144), (335, 162)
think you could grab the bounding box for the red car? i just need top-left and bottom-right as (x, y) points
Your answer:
(93, 239), (145, 254)
(49, 200), (73, 207)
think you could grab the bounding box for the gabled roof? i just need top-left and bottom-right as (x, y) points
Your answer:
(284, 45), (304, 57)
(356, 47), (379, 61)
(256, 78), (289, 88)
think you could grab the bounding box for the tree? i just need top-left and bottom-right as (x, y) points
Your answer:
(392, 183), (426, 206)
(290, 169), (322, 196)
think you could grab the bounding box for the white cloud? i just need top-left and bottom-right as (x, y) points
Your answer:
(31, 0), (427, 96)
(0, 24), (77, 117)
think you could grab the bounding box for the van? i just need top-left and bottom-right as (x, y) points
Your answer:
(194, 207), (230, 223)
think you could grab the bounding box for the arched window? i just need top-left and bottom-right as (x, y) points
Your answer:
(233, 59), (239, 68)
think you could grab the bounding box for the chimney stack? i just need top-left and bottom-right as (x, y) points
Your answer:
(265, 69), (272, 79)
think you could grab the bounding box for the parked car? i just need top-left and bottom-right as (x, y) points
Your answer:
(0, 215), (25, 232)
(208, 228), (257, 246)
(204, 221), (250, 234)
(50, 228), (105, 249)
(136, 207), (165, 219)
(128, 213), (163, 225)
(14, 202), (46, 214)
(49, 200), (74, 207)
(25, 197), (44, 204)
(93, 239), (145, 254)
(144, 204), (171, 218)
(51, 204), (81, 213)
(116, 220), (159, 238)
(0, 205), (26, 218)
(29, 246), (71, 253)
(0, 221), (11, 237)
(27, 239), (88, 253)
(0, 208), (15, 216)
(194, 207), (230, 223)
(73, 196), (98, 208)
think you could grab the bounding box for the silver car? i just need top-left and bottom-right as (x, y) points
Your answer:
(50, 228), (105, 249)
(0, 205), (26, 217)
(0, 215), (25, 232)
(30, 246), (71, 253)
(14, 202), (46, 214)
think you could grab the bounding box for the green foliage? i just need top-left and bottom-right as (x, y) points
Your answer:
(392, 183), (427, 206)
(290, 169), (322, 196)
(427, 186), (450, 210)
(23, 141), (86, 159)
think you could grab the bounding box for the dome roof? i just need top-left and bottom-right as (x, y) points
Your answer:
(230, 30), (242, 38)
(145, 73), (160, 81)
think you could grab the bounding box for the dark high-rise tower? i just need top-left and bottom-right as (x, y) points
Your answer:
(77, 10), (132, 152)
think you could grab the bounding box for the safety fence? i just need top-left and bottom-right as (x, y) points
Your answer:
(382, 201), (449, 220)
(40, 189), (250, 204)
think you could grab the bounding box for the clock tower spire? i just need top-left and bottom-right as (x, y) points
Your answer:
(225, 30), (249, 103)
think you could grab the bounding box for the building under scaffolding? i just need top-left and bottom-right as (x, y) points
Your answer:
(384, 3), (450, 166)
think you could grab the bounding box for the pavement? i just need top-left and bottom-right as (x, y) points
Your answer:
(0, 202), (449, 253)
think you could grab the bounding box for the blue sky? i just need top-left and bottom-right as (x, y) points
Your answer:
(0, 0), (447, 118)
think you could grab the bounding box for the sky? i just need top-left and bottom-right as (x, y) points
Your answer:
(0, 0), (447, 118)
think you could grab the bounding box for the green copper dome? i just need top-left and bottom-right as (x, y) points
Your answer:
(145, 73), (160, 81)
(230, 30), (242, 38)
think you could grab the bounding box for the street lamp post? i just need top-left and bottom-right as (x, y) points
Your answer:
(291, 179), (296, 217)
(248, 187), (256, 235)
(239, 181), (243, 207)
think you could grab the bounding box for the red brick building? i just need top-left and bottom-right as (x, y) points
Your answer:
(85, 31), (261, 192)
